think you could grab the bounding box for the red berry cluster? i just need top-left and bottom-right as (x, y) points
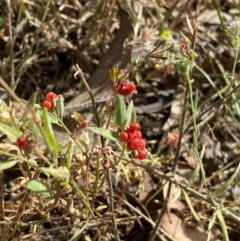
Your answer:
(43, 92), (58, 111)
(120, 122), (147, 160)
(111, 81), (136, 96)
(17, 136), (28, 148)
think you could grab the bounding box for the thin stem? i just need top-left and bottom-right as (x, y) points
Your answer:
(73, 65), (100, 127)
(106, 168), (120, 241)
(0, 169), (6, 241)
(147, 77), (189, 241)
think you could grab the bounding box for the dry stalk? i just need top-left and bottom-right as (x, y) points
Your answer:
(73, 65), (120, 240)
(7, 0), (15, 87)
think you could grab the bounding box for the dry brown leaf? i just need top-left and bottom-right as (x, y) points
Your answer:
(162, 212), (210, 241)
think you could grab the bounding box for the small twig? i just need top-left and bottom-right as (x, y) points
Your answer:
(0, 76), (24, 107)
(7, 0), (15, 88)
(73, 65), (101, 204)
(73, 64), (120, 240)
(106, 165), (120, 241)
(73, 65), (100, 127)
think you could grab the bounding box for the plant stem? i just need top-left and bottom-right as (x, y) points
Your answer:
(147, 76), (189, 241)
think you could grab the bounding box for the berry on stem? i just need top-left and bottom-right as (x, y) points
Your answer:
(168, 133), (179, 146)
(129, 122), (141, 131)
(128, 138), (146, 150)
(43, 100), (53, 111)
(80, 119), (89, 128)
(17, 136), (28, 148)
(111, 81), (136, 96)
(137, 148), (147, 160)
(120, 131), (129, 142)
(45, 92), (56, 101)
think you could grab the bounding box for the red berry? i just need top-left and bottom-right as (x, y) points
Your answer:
(137, 148), (147, 160)
(43, 100), (53, 111)
(129, 122), (141, 131)
(168, 133), (179, 146)
(45, 92), (56, 101)
(120, 131), (129, 142)
(127, 129), (142, 139)
(80, 119), (89, 128)
(111, 81), (136, 96)
(17, 136), (28, 148)
(128, 138), (146, 150)
(164, 66), (173, 75)
(119, 82), (136, 96)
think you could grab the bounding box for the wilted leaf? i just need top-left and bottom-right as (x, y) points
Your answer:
(39, 166), (70, 180)
(162, 212), (211, 241)
(0, 123), (19, 142)
(0, 99), (12, 126)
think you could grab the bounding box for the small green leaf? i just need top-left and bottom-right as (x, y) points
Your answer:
(55, 95), (65, 120)
(115, 95), (127, 129)
(42, 108), (62, 152)
(26, 180), (52, 197)
(229, 8), (240, 15)
(125, 100), (134, 127)
(88, 127), (118, 141)
(0, 161), (17, 170)
(177, 59), (190, 76)
(39, 166), (70, 180)
(28, 92), (37, 107)
(39, 110), (59, 124)
(136, 115), (143, 122)
(0, 123), (19, 142)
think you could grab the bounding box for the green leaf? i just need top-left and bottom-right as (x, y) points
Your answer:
(125, 100), (134, 127)
(39, 166), (70, 180)
(0, 161), (17, 170)
(0, 123), (19, 142)
(42, 108), (62, 152)
(39, 110), (59, 124)
(136, 115), (143, 122)
(26, 180), (52, 197)
(212, 162), (240, 198)
(88, 127), (118, 141)
(115, 95), (127, 129)
(55, 95), (65, 120)
(229, 8), (240, 14)
(28, 92), (37, 107)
